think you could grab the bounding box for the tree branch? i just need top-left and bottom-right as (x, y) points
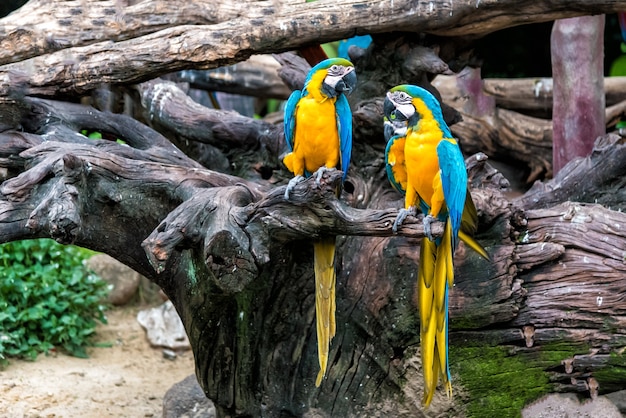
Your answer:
(4, 0), (626, 96)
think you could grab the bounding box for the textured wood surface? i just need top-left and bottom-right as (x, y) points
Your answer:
(3, 0), (626, 96)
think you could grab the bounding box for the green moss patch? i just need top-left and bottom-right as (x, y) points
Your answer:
(450, 345), (552, 418)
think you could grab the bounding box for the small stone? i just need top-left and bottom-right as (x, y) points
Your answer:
(163, 375), (216, 418)
(137, 301), (191, 350)
(162, 349), (177, 360)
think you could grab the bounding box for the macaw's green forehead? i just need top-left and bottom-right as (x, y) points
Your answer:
(390, 84), (434, 101)
(318, 57), (354, 69)
(309, 57), (354, 75)
(389, 84), (442, 111)
(305, 57), (355, 86)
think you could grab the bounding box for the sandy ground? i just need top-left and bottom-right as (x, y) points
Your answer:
(0, 305), (195, 418)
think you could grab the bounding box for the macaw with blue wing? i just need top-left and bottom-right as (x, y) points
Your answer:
(283, 57), (356, 386)
(383, 84), (488, 407)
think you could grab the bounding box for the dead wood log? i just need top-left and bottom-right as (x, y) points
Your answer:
(433, 68), (553, 183)
(133, 78), (282, 179)
(481, 76), (626, 113)
(433, 71), (626, 184)
(4, 0), (626, 97)
(171, 55), (291, 100)
(516, 133), (626, 211)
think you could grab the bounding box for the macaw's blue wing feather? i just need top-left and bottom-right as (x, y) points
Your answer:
(436, 139), (467, 251)
(284, 90), (302, 152)
(384, 134), (407, 195)
(336, 94), (352, 182)
(337, 35), (372, 59)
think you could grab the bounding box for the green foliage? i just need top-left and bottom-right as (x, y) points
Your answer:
(321, 41), (339, 58)
(609, 52), (626, 76)
(81, 129), (126, 145)
(608, 44), (626, 129)
(0, 239), (109, 365)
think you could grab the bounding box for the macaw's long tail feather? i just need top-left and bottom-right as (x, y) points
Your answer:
(419, 237), (437, 405)
(460, 190), (489, 260)
(419, 221), (454, 407)
(313, 236), (337, 387)
(458, 230), (489, 260)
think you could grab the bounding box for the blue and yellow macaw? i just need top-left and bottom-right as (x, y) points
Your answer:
(383, 84), (488, 406)
(283, 57), (356, 386)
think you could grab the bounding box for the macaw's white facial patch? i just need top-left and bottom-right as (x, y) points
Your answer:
(394, 102), (415, 119)
(324, 65), (354, 88)
(386, 91), (416, 119)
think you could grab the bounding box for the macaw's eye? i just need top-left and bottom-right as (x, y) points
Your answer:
(327, 65), (346, 77)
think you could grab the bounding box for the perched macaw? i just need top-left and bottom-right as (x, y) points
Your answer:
(283, 57), (357, 386)
(383, 84), (488, 407)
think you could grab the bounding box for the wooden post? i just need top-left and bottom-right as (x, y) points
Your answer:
(551, 15), (606, 174)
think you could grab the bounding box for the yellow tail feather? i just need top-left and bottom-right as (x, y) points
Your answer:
(459, 230), (489, 260)
(313, 236), (337, 387)
(420, 222), (455, 407)
(419, 237), (437, 406)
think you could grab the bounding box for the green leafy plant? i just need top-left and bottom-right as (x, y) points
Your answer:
(0, 239), (109, 365)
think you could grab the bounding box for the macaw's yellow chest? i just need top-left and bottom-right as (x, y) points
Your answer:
(293, 96), (340, 174)
(404, 125), (444, 205)
(387, 136), (408, 191)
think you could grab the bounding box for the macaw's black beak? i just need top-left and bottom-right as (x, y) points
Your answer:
(383, 96), (409, 123)
(383, 96), (396, 120)
(336, 70), (357, 95)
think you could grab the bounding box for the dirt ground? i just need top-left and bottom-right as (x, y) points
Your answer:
(0, 305), (196, 418)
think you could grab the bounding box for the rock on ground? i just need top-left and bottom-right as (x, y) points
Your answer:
(163, 374), (216, 418)
(137, 300), (191, 350)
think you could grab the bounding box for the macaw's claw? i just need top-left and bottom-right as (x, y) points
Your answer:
(314, 167), (336, 186)
(392, 206), (417, 233)
(284, 175), (305, 200)
(423, 214), (436, 241)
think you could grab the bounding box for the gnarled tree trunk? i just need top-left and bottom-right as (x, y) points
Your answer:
(2, 1), (626, 417)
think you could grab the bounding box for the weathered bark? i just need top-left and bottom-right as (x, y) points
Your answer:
(169, 55), (291, 100)
(3, 93), (626, 417)
(516, 134), (626, 211)
(3, 1), (626, 417)
(432, 68), (554, 183)
(481, 76), (626, 113)
(4, 0), (626, 97)
(4, 0), (626, 64)
(432, 71), (626, 184)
